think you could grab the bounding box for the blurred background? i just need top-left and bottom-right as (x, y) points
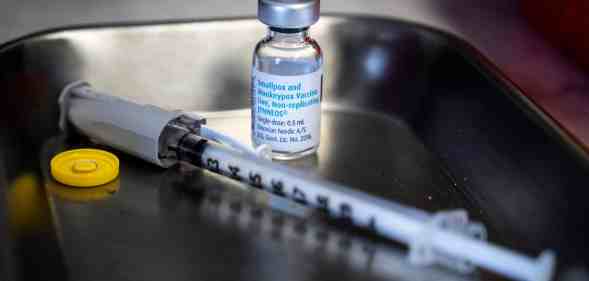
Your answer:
(2, 1), (520, 44)
(1, 0), (588, 78)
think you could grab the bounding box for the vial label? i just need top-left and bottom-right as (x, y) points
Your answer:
(252, 68), (322, 153)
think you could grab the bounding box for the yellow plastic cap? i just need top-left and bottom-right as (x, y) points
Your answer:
(50, 148), (119, 187)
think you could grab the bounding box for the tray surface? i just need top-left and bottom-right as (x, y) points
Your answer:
(1, 16), (588, 281)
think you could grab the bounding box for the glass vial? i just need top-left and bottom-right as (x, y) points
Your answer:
(251, 0), (323, 160)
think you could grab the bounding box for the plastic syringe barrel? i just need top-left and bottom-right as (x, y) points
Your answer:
(59, 82), (183, 167)
(181, 134), (555, 281)
(60, 82), (556, 281)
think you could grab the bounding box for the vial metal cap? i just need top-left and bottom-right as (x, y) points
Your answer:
(258, 0), (320, 29)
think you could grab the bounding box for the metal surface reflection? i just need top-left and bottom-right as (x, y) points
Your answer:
(46, 179), (120, 203)
(159, 163), (478, 281)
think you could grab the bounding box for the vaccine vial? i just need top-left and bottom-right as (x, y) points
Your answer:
(251, 0), (323, 160)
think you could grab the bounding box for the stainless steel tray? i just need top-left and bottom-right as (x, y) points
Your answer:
(0, 15), (587, 281)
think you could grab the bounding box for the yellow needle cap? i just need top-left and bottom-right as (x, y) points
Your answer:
(50, 149), (119, 187)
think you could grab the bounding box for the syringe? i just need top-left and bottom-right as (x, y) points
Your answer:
(58, 82), (556, 281)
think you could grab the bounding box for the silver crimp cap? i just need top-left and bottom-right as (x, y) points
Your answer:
(258, 0), (320, 29)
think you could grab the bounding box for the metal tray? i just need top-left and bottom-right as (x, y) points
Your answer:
(0, 15), (587, 281)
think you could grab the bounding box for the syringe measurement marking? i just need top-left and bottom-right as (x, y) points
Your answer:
(271, 180), (286, 196)
(248, 172), (263, 188)
(203, 156), (379, 233)
(206, 158), (220, 172)
(228, 165), (241, 180)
